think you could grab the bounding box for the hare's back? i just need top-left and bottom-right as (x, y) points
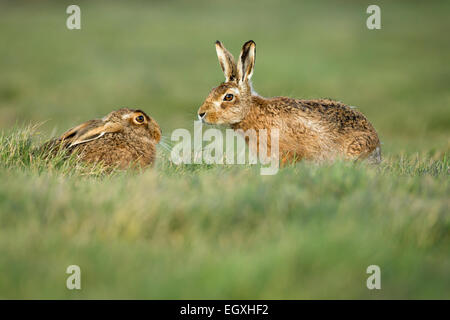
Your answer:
(275, 97), (376, 133)
(74, 133), (156, 168)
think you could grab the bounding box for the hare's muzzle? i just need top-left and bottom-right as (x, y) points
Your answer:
(198, 112), (206, 122)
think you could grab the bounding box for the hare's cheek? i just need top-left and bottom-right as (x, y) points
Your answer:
(151, 130), (161, 143)
(205, 112), (219, 123)
(226, 109), (244, 124)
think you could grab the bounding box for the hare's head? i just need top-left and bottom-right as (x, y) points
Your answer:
(103, 108), (161, 143)
(60, 108), (161, 148)
(198, 40), (256, 124)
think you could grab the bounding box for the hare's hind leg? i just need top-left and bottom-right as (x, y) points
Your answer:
(346, 134), (381, 164)
(280, 151), (304, 167)
(364, 145), (382, 164)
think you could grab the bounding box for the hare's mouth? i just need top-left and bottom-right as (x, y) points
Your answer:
(198, 115), (214, 125)
(198, 112), (206, 122)
(199, 118), (215, 125)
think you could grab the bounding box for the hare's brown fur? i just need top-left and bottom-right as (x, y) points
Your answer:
(198, 40), (381, 164)
(44, 108), (161, 169)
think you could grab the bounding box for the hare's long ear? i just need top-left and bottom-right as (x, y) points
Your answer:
(59, 120), (96, 142)
(60, 120), (123, 148)
(215, 41), (237, 82)
(237, 40), (256, 85)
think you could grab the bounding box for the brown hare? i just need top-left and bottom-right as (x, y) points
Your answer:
(197, 40), (381, 164)
(43, 108), (161, 169)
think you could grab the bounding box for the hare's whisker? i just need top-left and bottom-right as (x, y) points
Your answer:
(158, 142), (172, 152)
(158, 147), (169, 154)
(162, 145), (173, 152)
(161, 139), (174, 147)
(160, 136), (172, 143)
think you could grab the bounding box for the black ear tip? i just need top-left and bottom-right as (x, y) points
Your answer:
(215, 40), (222, 45)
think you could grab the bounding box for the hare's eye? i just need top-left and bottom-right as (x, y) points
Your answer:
(135, 115), (145, 123)
(224, 93), (234, 101)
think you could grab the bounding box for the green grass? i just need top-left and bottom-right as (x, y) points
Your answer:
(0, 0), (449, 299)
(0, 127), (448, 299)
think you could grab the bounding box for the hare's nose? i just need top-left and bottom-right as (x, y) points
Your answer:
(198, 112), (206, 120)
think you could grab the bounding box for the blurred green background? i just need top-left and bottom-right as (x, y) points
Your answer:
(0, 0), (448, 299)
(0, 0), (448, 153)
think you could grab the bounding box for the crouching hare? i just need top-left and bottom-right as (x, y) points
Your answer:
(43, 108), (161, 169)
(197, 40), (381, 164)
